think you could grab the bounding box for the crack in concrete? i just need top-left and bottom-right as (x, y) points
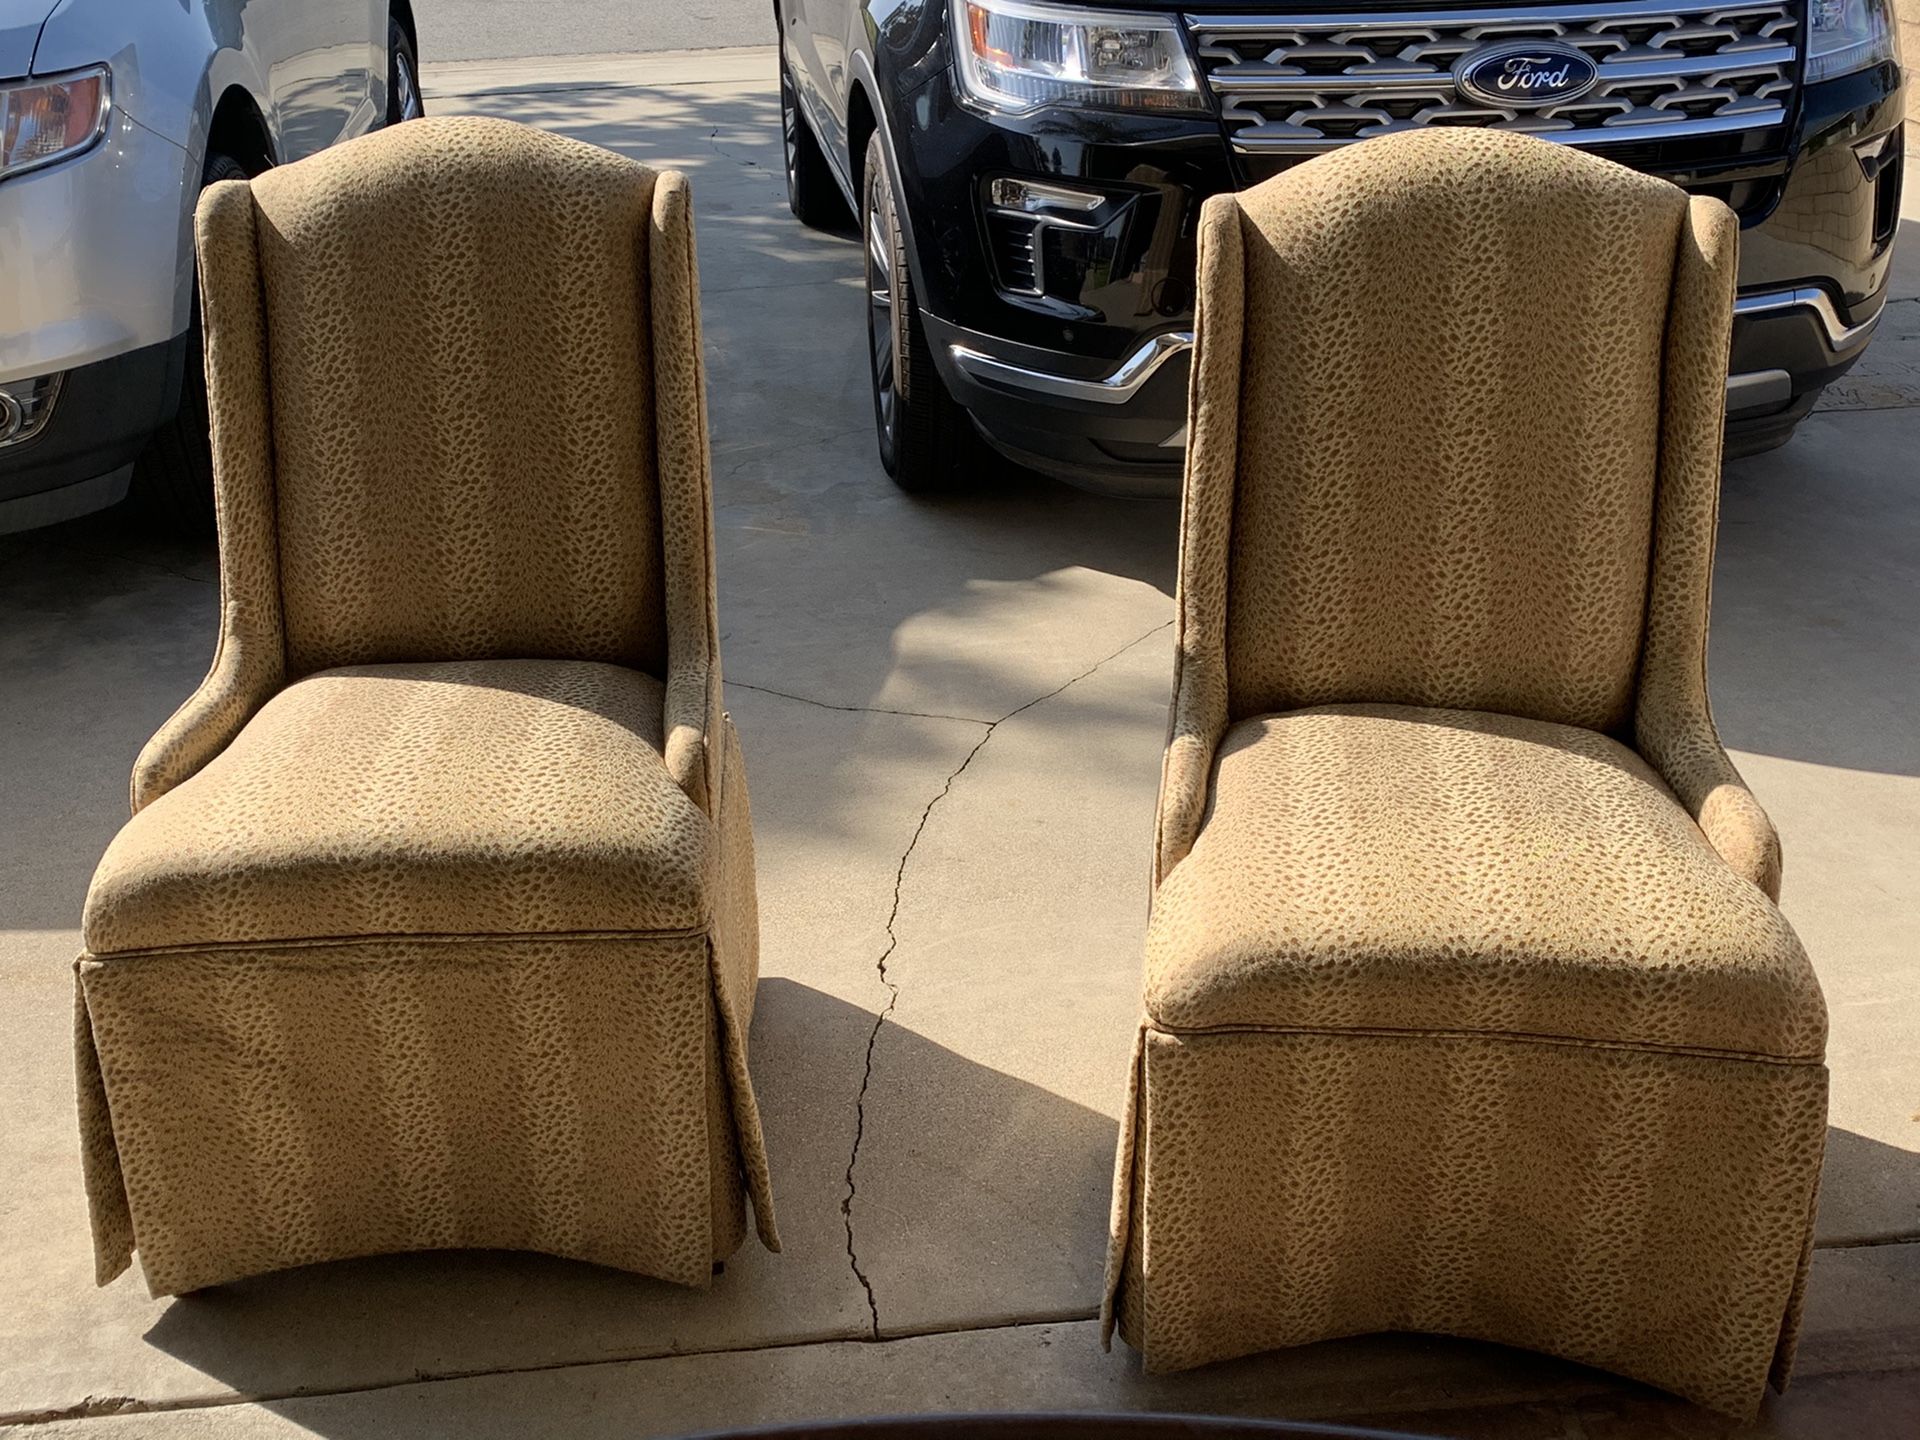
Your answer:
(1817, 1230), (1920, 1250)
(728, 680), (992, 727)
(6, 1223), (1911, 1422)
(1817, 397), (1920, 414)
(8, 1396), (145, 1425)
(0, 1313), (1101, 1428)
(708, 128), (775, 175)
(840, 619), (1173, 1339)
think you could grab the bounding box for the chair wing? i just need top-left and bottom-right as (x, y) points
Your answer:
(132, 117), (728, 820)
(1158, 131), (1778, 896)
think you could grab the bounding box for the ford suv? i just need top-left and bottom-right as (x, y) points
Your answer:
(777, 0), (1906, 491)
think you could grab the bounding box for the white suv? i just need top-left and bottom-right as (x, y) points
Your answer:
(0, 0), (423, 532)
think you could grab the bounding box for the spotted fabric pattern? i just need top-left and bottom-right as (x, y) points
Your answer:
(247, 117), (668, 678)
(1632, 196), (1785, 901)
(80, 933), (727, 1296)
(86, 662), (709, 952)
(1116, 1028), (1826, 1415)
(1224, 129), (1681, 734)
(1106, 131), (1824, 1421)
(1146, 705), (1823, 1061)
(76, 117), (777, 1296)
(130, 180), (287, 813)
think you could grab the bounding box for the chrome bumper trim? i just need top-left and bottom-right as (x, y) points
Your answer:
(949, 331), (1194, 405)
(1725, 368), (1793, 413)
(951, 288), (1873, 417)
(1735, 286), (1881, 352)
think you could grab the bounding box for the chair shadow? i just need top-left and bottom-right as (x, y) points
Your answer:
(134, 980), (1120, 1410)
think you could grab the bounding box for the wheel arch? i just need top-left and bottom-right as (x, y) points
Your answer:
(206, 87), (275, 175)
(390, 0), (420, 52)
(844, 48), (926, 281)
(846, 80), (878, 204)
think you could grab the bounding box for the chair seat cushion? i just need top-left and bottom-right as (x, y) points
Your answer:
(1145, 704), (1823, 1060)
(84, 660), (709, 953)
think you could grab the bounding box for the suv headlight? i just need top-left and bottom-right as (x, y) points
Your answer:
(0, 66), (112, 183)
(954, 0), (1204, 115)
(1806, 0), (1899, 83)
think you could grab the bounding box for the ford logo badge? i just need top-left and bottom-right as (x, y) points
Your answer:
(1454, 40), (1601, 110)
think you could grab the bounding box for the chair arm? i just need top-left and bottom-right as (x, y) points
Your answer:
(1635, 197), (1778, 899)
(1698, 777), (1782, 903)
(664, 655), (717, 816)
(1153, 659), (1229, 885)
(1152, 193), (1240, 888)
(1647, 723), (1783, 902)
(1155, 732), (1214, 884)
(650, 168), (723, 820)
(1633, 200), (1779, 902)
(129, 601), (282, 814)
(130, 179), (287, 815)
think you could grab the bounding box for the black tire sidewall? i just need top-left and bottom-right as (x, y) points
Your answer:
(862, 132), (968, 490)
(779, 43), (848, 229)
(864, 153), (901, 474)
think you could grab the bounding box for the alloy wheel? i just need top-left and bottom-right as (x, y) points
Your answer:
(865, 189), (897, 447)
(394, 48), (423, 121)
(781, 74), (801, 200)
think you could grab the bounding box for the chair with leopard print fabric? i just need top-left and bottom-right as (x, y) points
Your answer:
(74, 115), (777, 1296)
(1101, 129), (1825, 1419)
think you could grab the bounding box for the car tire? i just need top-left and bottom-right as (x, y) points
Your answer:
(129, 151), (251, 537)
(781, 44), (848, 230)
(387, 15), (424, 125)
(863, 132), (970, 491)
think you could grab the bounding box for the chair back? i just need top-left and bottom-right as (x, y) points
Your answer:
(200, 116), (693, 678)
(1182, 129), (1735, 735)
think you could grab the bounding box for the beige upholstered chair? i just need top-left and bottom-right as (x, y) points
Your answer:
(1102, 130), (1825, 1418)
(75, 116), (777, 1296)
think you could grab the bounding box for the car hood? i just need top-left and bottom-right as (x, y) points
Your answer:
(0, 0), (54, 78)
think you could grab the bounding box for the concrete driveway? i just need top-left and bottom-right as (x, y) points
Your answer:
(2, 46), (1916, 1440)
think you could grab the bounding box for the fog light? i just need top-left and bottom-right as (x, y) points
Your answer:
(0, 373), (64, 446)
(984, 177), (1126, 299)
(989, 177), (1105, 215)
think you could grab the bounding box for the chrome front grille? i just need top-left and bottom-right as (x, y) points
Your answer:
(1185, 1), (1799, 155)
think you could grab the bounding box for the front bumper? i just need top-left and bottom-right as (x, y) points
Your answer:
(908, 61), (1903, 492)
(939, 275), (1889, 493)
(0, 334), (189, 533)
(0, 101), (198, 527)
(934, 319), (1191, 493)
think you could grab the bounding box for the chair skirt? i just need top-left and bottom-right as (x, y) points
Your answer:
(1103, 1024), (1827, 1418)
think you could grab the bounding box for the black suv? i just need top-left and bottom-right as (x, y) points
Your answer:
(777, 0), (1905, 492)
